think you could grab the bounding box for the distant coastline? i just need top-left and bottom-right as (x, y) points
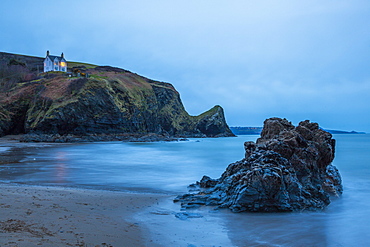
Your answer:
(230, 126), (366, 135)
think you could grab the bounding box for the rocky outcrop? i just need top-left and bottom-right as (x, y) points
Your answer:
(195, 106), (234, 137)
(0, 63), (234, 140)
(175, 118), (343, 212)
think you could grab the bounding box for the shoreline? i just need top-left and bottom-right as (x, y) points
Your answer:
(0, 136), (173, 244)
(0, 183), (171, 246)
(0, 135), (238, 246)
(1, 135), (363, 246)
(0, 183), (238, 247)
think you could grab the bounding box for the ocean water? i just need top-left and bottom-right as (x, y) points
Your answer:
(1, 134), (370, 246)
(0, 136), (257, 193)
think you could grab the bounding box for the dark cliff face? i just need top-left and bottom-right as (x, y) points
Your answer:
(0, 64), (234, 138)
(175, 117), (343, 212)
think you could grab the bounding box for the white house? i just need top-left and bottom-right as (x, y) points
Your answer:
(43, 51), (67, 72)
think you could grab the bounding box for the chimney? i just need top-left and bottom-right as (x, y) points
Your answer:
(61, 52), (64, 58)
(46, 50), (50, 56)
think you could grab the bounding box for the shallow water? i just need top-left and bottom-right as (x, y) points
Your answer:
(1, 134), (370, 246)
(0, 136), (256, 193)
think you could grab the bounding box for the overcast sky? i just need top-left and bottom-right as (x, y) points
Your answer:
(1, 0), (369, 132)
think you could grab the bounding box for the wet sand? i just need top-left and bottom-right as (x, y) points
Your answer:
(0, 136), (168, 246)
(0, 136), (235, 246)
(0, 184), (170, 247)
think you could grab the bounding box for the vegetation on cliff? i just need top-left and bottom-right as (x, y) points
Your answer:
(0, 52), (234, 140)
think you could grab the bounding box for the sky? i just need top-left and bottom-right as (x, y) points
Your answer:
(1, 0), (369, 132)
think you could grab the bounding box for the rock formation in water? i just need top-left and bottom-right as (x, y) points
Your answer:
(175, 118), (343, 212)
(0, 53), (234, 140)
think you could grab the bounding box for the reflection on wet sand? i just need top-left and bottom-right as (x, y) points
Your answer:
(53, 151), (68, 183)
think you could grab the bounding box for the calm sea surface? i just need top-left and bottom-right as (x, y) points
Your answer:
(0, 136), (257, 192)
(1, 134), (370, 246)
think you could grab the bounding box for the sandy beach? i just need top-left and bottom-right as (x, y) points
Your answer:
(0, 135), (236, 247)
(0, 137), (169, 246)
(0, 136), (232, 247)
(0, 184), (170, 247)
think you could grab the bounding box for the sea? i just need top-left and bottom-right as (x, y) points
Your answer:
(1, 134), (370, 246)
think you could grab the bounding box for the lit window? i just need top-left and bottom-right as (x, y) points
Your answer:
(60, 62), (66, 67)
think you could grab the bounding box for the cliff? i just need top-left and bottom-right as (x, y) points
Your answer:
(0, 53), (234, 140)
(175, 118), (343, 212)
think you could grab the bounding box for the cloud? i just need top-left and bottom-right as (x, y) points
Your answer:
(1, 0), (369, 131)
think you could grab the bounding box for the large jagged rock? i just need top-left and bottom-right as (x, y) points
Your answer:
(175, 118), (343, 212)
(0, 65), (234, 139)
(195, 105), (234, 137)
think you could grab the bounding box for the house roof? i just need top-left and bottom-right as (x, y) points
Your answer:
(45, 55), (66, 62)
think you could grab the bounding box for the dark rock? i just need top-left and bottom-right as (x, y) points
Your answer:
(174, 212), (204, 220)
(125, 133), (178, 142)
(175, 118), (343, 212)
(195, 106), (235, 137)
(0, 106), (12, 137)
(199, 175), (218, 188)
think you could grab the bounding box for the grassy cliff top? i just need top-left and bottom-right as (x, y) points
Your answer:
(0, 51), (98, 69)
(67, 61), (98, 69)
(0, 51), (174, 94)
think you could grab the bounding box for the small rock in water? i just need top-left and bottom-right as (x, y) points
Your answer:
(149, 210), (173, 215)
(175, 212), (204, 220)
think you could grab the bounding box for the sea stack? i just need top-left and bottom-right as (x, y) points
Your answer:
(175, 117), (343, 212)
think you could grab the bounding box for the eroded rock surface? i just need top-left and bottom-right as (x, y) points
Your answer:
(0, 63), (234, 140)
(175, 118), (343, 212)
